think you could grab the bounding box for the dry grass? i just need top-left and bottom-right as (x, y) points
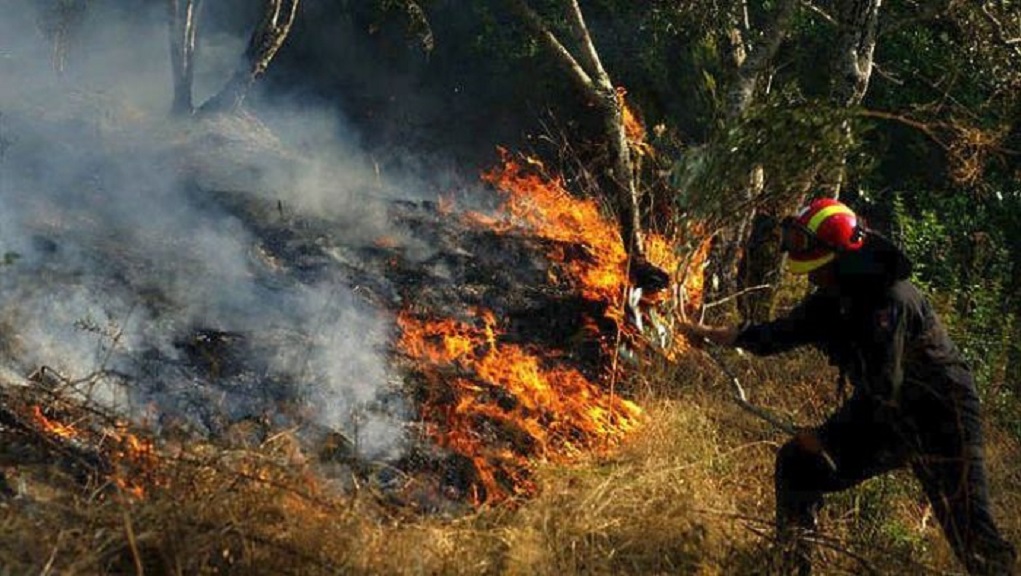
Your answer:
(2, 350), (1019, 575)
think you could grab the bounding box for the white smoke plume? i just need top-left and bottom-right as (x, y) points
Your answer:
(0, 0), (420, 460)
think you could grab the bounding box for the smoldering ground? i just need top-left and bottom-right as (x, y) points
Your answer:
(0, 1), (469, 461)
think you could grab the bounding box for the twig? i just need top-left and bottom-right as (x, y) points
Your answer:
(89, 302), (138, 399)
(739, 522), (882, 571)
(122, 508), (145, 575)
(700, 284), (771, 317)
(870, 62), (904, 86)
(40, 535), (62, 576)
(741, 513), (952, 575)
(805, 532), (881, 575)
(799, 0), (836, 25)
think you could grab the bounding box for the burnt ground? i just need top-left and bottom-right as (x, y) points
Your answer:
(0, 179), (631, 510)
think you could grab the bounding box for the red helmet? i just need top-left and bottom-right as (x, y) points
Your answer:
(781, 198), (864, 274)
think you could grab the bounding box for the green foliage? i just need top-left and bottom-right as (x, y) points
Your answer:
(892, 190), (1020, 435)
(890, 197), (952, 292)
(669, 90), (858, 228)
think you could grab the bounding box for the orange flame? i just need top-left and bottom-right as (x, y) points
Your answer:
(32, 405), (78, 439)
(478, 151), (629, 317)
(398, 310), (641, 504)
(107, 425), (161, 499)
(398, 149), (709, 504)
(618, 87), (646, 149)
(680, 234), (712, 313)
(30, 405), (160, 499)
(618, 88), (655, 161)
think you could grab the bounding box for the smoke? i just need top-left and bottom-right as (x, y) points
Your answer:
(0, 0), (422, 460)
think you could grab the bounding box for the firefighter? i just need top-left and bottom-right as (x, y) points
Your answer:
(681, 198), (1016, 575)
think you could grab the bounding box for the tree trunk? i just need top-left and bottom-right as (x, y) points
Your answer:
(723, 0), (797, 118)
(39, 0), (88, 75)
(832, 0), (882, 108)
(823, 0), (882, 196)
(507, 0), (646, 260)
(703, 0), (797, 315)
(735, 0), (881, 321)
(168, 0), (203, 116)
(601, 89), (645, 257)
(200, 0), (299, 114)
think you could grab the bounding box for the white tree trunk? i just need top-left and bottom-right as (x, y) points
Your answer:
(707, 0), (797, 307)
(168, 0), (203, 116)
(200, 0), (299, 114)
(832, 0), (882, 107)
(825, 0), (882, 196)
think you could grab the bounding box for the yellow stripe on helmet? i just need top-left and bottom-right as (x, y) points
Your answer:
(806, 204), (854, 233)
(787, 252), (836, 274)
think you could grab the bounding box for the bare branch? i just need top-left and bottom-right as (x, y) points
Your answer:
(505, 0), (646, 259)
(860, 109), (950, 149)
(697, 344), (800, 436)
(565, 0), (611, 90)
(701, 284), (772, 312)
(799, 0), (837, 25)
(506, 0), (594, 91)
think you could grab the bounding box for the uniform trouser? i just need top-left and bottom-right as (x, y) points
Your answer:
(775, 378), (1016, 575)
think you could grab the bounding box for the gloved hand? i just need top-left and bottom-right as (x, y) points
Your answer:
(792, 429), (837, 472)
(629, 257), (671, 293)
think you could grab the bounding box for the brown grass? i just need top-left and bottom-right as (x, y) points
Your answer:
(2, 349), (1019, 575)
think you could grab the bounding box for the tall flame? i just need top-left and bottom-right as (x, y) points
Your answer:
(477, 152), (630, 317)
(398, 149), (707, 505)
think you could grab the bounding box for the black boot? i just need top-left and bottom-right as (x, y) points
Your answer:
(776, 502), (819, 576)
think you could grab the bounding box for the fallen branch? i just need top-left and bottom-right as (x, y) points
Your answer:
(743, 523), (882, 575)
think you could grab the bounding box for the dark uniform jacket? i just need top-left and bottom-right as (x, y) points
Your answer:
(734, 233), (975, 422)
(733, 234), (1018, 575)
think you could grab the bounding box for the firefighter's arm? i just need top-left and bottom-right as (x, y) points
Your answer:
(678, 323), (740, 346)
(680, 294), (828, 353)
(730, 294), (828, 355)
